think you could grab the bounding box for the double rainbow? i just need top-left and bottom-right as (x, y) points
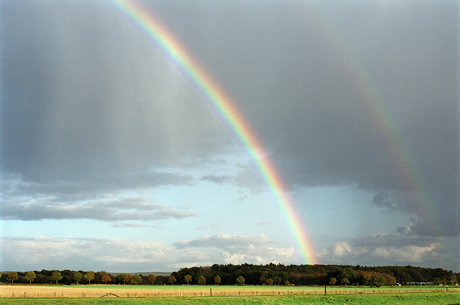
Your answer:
(109, 0), (316, 264)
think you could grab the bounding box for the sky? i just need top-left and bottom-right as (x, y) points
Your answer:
(1, 0), (459, 273)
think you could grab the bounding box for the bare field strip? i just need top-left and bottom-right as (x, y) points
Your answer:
(0, 285), (457, 298)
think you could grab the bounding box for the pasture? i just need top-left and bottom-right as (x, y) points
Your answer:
(0, 291), (459, 305)
(0, 284), (458, 300)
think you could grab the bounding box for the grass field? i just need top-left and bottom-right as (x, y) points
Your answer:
(1, 284), (458, 300)
(1, 284), (456, 298)
(0, 285), (460, 305)
(0, 292), (459, 305)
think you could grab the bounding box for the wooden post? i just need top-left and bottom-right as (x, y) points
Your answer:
(324, 284), (327, 296)
(210, 288), (212, 296)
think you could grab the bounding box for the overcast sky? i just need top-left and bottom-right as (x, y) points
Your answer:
(1, 0), (459, 273)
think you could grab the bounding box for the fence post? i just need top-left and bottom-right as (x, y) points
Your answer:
(324, 284), (327, 296)
(210, 288), (212, 296)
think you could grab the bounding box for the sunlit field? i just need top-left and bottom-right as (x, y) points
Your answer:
(1, 284), (457, 299)
(0, 291), (459, 305)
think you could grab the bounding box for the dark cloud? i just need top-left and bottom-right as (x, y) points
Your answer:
(1, 0), (231, 186)
(214, 1), (458, 237)
(1, 0), (458, 270)
(372, 191), (395, 208)
(200, 175), (233, 184)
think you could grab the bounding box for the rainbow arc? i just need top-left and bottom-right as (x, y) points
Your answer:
(109, 0), (316, 264)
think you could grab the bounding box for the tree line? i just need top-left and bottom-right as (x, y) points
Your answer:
(1, 264), (458, 287)
(0, 270), (164, 286)
(171, 264), (458, 287)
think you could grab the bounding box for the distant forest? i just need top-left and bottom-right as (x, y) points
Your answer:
(2, 264), (458, 287)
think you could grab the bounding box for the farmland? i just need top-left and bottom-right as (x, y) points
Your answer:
(0, 284), (458, 299)
(0, 289), (459, 305)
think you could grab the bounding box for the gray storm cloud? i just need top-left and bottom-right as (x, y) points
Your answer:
(1, 0), (458, 242)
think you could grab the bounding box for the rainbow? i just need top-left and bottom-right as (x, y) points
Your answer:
(108, 0), (316, 264)
(302, 2), (437, 231)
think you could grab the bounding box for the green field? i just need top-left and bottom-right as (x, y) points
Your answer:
(0, 292), (459, 305)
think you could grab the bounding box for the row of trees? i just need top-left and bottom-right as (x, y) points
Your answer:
(170, 264), (458, 287)
(1, 270), (161, 286)
(2, 264), (458, 287)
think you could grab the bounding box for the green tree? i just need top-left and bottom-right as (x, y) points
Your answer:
(363, 274), (372, 286)
(117, 273), (127, 284)
(266, 278), (274, 285)
(148, 274), (156, 285)
(259, 271), (268, 284)
(85, 271), (95, 285)
(340, 278), (350, 286)
(214, 275), (221, 285)
(338, 267), (357, 284)
(74, 272), (82, 284)
(374, 275), (385, 287)
(51, 271), (63, 284)
(131, 275), (142, 285)
(168, 275), (176, 285)
(25, 271), (36, 284)
(329, 277), (337, 286)
(236, 276), (245, 286)
(8, 272), (18, 284)
(184, 274), (192, 285)
(273, 276), (282, 285)
(197, 275), (206, 285)
(124, 275), (133, 285)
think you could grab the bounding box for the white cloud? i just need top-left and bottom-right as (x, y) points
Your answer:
(332, 241), (352, 257)
(316, 234), (454, 270)
(372, 243), (442, 263)
(0, 234), (297, 272)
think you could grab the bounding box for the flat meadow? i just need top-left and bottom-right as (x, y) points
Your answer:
(1, 284), (459, 304)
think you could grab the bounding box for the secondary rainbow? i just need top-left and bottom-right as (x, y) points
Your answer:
(302, 2), (438, 231)
(108, 0), (316, 264)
